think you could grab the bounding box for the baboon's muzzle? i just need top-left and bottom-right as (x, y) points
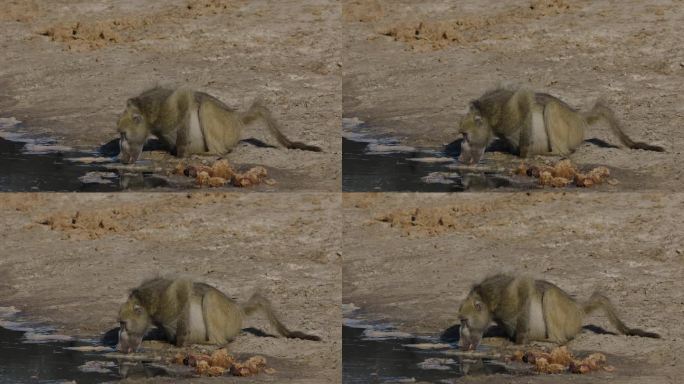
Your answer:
(459, 324), (482, 351)
(118, 139), (142, 164)
(116, 327), (143, 354)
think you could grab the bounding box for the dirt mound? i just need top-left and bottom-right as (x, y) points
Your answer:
(343, 0), (384, 23)
(374, 203), (494, 236)
(38, 0), (240, 51)
(185, 0), (237, 16)
(39, 20), (139, 51)
(0, 1), (41, 22)
(36, 206), (146, 239)
(379, 0), (574, 51)
(528, 0), (572, 16)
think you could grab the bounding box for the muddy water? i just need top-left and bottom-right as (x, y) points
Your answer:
(0, 324), (177, 383)
(0, 137), (171, 192)
(343, 325), (520, 383)
(342, 117), (527, 192)
(0, 326), (118, 383)
(343, 138), (537, 192)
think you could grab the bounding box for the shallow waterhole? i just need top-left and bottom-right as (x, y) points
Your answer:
(0, 325), (172, 383)
(343, 317), (531, 384)
(342, 137), (536, 192)
(342, 117), (539, 192)
(0, 135), (170, 192)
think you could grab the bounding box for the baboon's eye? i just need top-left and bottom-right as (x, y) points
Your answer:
(132, 114), (142, 124)
(474, 302), (482, 311)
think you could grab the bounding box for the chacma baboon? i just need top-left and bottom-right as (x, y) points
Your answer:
(116, 277), (321, 353)
(457, 274), (660, 350)
(457, 87), (664, 164)
(117, 87), (322, 164)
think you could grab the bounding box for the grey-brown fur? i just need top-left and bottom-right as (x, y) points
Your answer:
(457, 87), (664, 164)
(116, 87), (321, 164)
(116, 277), (320, 353)
(457, 274), (660, 350)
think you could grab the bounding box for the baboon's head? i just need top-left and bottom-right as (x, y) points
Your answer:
(117, 295), (151, 353)
(117, 99), (149, 164)
(457, 291), (491, 351)
(457, 102), (491, 164)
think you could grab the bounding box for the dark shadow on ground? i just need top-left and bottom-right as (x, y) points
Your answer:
(440, 323), (510, 343)
(584, 138), (620, 149)
(582, 324), (618, 335)
(99, 137), (277, 158)
(443, 137), (619, 160)
(99, 138), (169, 157)
(239, 138), (277, 149)
(439, 323), (619, 345)
(444, 138), (516, 159)
(101, 326), (279, 348)
(101, 327), (168, 347)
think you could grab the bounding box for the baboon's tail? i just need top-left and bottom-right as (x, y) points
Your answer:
(242, 293), (321, 341)
(241, 99), (322, 152)
(582, 292), (660, 338)
(583, 101), (664, 152)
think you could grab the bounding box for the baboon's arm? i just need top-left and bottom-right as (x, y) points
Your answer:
(174, 300), (191, 347)
(519, 110), (535, 158)
(175, 121), (190, 157)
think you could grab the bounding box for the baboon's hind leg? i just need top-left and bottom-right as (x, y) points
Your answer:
(198, 99), (243, 155)
(544, 102), (585, 156)
(202, 290), (243, 345)
(542, 288), (583, 344)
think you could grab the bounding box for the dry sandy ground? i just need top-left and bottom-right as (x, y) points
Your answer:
(343, 193), (683, 383)
(0, 192), (341, 383)
(0, 0), (340, 191)
(343, 0), (683, 191)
